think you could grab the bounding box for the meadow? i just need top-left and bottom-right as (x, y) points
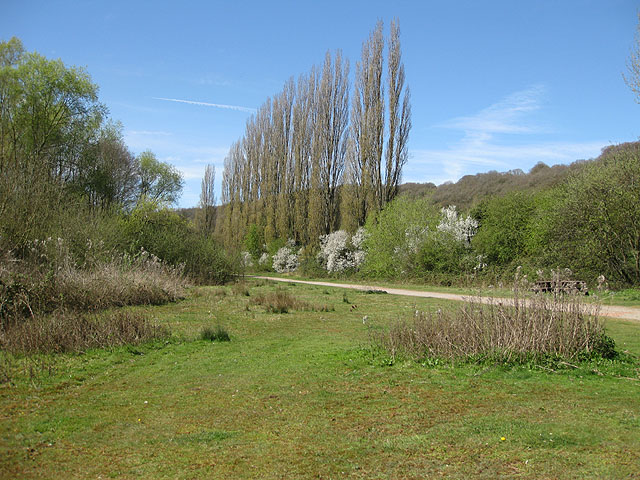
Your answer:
(1, 279), (639, 479)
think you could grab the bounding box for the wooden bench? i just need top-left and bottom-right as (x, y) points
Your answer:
(532, 280), (588, 295)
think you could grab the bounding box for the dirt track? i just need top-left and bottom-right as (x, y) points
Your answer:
(253, 276), (640, 323)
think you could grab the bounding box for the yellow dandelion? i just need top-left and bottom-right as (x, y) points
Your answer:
(500, 436), (506, 441)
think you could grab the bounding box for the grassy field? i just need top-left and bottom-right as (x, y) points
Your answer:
(1, 279), (639, 479)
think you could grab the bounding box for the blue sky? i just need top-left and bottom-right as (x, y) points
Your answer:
(2, 0), (639, 207)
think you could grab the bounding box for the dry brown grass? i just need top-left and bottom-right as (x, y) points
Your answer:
(0, 251), (188, 326)
(252, 289), (311, 313)
(250, 288), (333, 314)
(376, 278), (611, 363)
(231, 281), (250, 297)
(0, 309), (168, 354)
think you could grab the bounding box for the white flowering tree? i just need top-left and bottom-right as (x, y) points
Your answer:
(317, 228), (367, 273)
(258, 252), (270, 267)
(272, 239), (300, 273)
(436, 206), (478, 244)
(363, 197), (482, 277)
(415, 205), (479, 274)
(241, 251), (253, 268)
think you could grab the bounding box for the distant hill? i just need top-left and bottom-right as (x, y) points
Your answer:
(399, 159), (591, 211)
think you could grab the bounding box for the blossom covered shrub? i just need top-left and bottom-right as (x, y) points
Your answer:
(437, 206), (478, 245)
(272, 240), (299, 273)
(362, 196), (439, 277)
(415, 206), (479, 276)
(258, 252), (271, 268)
(362, 197), (480, 279)
(241, 251), (254, 268)
(317, 228), (366, 274)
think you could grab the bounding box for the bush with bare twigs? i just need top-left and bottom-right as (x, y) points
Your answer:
(0, 241), (188, 326)
(375, 271), (616, 364)
(0, 310), (168, 354)
(251, 288), (333, 314)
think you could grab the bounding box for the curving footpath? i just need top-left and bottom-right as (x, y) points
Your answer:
(253, 276), (640, 323)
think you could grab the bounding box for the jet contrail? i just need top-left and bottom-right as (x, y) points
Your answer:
(153, 97), (256, 113)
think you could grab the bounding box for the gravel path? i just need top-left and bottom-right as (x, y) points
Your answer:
(253, 276), (640, 323)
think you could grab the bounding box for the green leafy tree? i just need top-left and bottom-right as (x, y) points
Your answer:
(138, 150), (184, 205)
(120, 200), (233, 284)
(0, 37), (105, 246)
(471, 192), (537, 266)
(75, 120), (139, 209)
(551, 142), (640, 285)
(244, 223), (264, 260)
(362, 196), (438, 277)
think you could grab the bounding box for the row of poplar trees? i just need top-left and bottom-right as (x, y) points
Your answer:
(220, 20), (411, 248)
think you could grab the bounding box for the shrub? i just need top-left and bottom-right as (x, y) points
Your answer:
(374, 274), (611, 364)
(251, 289), (312, 313)
(241, 251), (253, 268)
(272, 240), (299, 273)
(0, 310), (169, 354)
(231, 281), (250, 297)
(362, 196), (439, 277)
(119, 201), (235, 284)
(472, 192), (538, 266)
(0, 244), (188, 326)
(436, 205), (478, 244)
(363, 198), (479, 279)
(317, 228), (366, 274)
(258, 253), (271, 268)
(244, 224), (265, 260)
(548, 142), (640, 286)
(200, 325), (230, 342)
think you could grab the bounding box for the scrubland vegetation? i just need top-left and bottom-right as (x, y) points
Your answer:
(2, 17), (640, 478)
(0, 37), (234, 354)
(375, 273), (615, 364)
(240, 142), (640, 292)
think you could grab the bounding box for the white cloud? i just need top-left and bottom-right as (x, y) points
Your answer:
(408, 85), (605, 185)
(175, 164), (212, 181)
(407, 141), (604, 185)
(441, 84), (545, 134)
(196, 73), (233, 87)
(153, 96), (256, 113)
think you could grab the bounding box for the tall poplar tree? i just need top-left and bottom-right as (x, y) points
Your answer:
(196, 164), (216, 233)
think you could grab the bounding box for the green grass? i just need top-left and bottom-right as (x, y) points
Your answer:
(1, 280), (639, 479)
(603, 288), (640, 307)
